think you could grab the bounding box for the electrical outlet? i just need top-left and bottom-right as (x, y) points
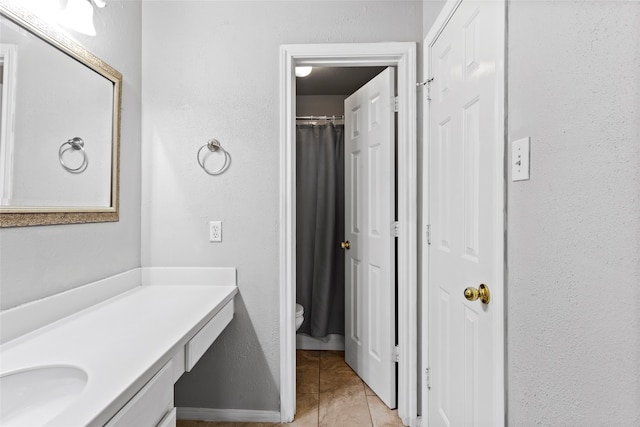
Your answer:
(209, 221), (222, 242)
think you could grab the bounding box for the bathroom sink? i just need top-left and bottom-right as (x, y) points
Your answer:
(0, 365), (88, 426)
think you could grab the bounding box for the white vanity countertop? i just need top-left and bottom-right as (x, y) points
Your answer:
(0, 284), (237, 427)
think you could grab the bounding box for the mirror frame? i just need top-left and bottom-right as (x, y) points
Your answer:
(0, 1), (122, 227)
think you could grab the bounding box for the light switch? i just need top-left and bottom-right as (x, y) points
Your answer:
(512, 137), (530, 181)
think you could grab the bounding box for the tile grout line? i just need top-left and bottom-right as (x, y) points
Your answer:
(361, 379), (374, 427)
(316, 351), (320, 427)
(364, 388), (374, 427)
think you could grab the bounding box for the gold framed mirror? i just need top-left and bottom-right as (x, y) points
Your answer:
(0, 1), (121, 227)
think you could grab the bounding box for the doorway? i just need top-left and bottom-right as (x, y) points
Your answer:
(296, 65), (398, 410)
(279, 43), (418, 425)
(294, 66), (385, 353)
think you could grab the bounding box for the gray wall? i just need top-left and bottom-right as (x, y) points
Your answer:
(296, 95), (346, 117)
(507, 1), (640, 425)
(0, 2), (142, 309)
(422, 0), (446, 40)
(141, 0), (423, 412)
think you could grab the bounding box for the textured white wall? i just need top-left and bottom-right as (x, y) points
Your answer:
(141, 0), (423, 412)
(0, 1), (142, 310)
(507, 1), (640, 425)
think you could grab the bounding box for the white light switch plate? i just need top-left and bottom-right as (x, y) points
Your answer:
(512, 137), (530, 181)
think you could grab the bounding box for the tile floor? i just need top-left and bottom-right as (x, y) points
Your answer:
(177, 350), (403, 427)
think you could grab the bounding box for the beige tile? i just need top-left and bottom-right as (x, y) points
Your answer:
(319, 386), (372, 426)
(319, 350), (350, 371)
(178, 420), (210, 427)
(208, 423), (278, 427)
(320, 350), (344, 360)
(363, 382), (376, 396)
(319, 365), (364, 394)
(297, 364), (320, 394)
(297, 350), (320, 368)
(289, 392), (319, 426)
(366, 395), (404, 427)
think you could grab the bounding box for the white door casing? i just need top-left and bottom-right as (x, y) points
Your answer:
(0, 43), (17, 205)
(423, 0), (506, 426)
(280, 43), (418, 426)
(344, 67), (396, 408)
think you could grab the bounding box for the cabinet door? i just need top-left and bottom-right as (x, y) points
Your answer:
(105, 362), (174, 427)
(186, 300), (234, 371)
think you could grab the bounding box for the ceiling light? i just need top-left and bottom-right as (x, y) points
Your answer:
(295, 67), (312, 78)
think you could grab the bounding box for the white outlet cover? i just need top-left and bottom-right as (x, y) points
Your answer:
(512, 137), (530, 181)
(209, 221), (222, 242)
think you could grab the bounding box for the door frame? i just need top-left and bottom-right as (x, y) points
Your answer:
(421, 0), (506, 425)
(279, 42), (418, 425)
(0, 43), (17, 204)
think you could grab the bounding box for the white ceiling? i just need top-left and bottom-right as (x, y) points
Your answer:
(296, 66), (387, 95)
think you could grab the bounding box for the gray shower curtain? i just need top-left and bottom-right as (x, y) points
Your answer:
(296, 123), (345, 338)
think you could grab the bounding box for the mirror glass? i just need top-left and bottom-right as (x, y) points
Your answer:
(0, 4), (121, 227)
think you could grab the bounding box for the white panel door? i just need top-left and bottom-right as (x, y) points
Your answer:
(344, 67), (396, 409)
(428, 1), (503, 426)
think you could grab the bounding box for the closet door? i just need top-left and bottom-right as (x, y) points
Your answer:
(343, 67), (396, 409)
(427, 0), (505, 425)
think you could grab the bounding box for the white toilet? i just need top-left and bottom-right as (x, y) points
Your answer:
(295, 304), (304, 330)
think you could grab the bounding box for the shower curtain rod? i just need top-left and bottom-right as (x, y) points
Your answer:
(296, 115), (344, 120)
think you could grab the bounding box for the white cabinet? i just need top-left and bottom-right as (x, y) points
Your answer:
(157, 408), (177, 427)
(104, 299), (235, 427)
(186, 300), (234, 371)
(0, 269), (238, 427)
(105, 362), (174, 427)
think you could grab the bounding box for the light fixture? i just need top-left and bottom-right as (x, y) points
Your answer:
(15, 0), (105, 37)
(58, 0), (105, 36)
(58, 0), (95, 36)
(17, 0), (63, 25)
(295, 66), (312, 78)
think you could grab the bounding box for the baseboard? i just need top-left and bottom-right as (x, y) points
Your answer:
(296, 333), (345, 350)
(177, 407), (281, 423)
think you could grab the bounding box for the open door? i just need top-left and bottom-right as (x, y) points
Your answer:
(343, 67), (396, 409)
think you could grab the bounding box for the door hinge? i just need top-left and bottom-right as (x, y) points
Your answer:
(392, 345), (400, 363)
(393, 96), (399, 113)
(426, 224), (431, 245)
(425, 367), (431, 390)
(393, 221), (400, 237)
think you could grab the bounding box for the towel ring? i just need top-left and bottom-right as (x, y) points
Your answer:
(59, 137), (88, 173)
(197, 139), (231, 175)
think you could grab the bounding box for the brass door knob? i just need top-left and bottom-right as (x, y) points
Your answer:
(340, 241), (350, 250)
(464, 284), (490, 304)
